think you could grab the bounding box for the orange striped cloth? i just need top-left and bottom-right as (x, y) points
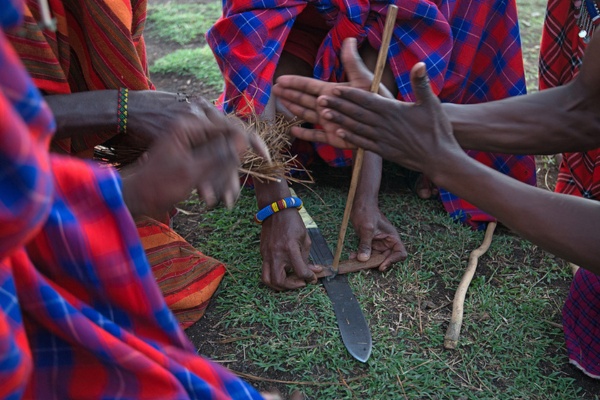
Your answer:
(7, 0), (226, 329)
(136, 217), (226, 329)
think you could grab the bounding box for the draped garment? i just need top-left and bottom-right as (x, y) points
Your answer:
(207, 0), (536, 229)
(540, 0), (600, 379)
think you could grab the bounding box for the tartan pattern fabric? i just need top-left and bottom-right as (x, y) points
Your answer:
(540, 0), (600, 380)
(208, 0), (535, 230)
(8, 0), (228, 330)
(0, 6), (262, 397)
(539, 0), (600, 201)
(563, 268), (600, 378)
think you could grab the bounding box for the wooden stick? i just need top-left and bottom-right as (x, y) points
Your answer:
(316, 252), (387, 279)
(331, 4), (399, 273)
(444, 221), (497, 349)
(289, 252), (387, 281)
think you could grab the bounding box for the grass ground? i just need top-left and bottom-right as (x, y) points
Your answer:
(145, 1), (600, 398)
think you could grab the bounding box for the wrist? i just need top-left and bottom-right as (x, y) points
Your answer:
(254, 178), (292, 208)
(254, 196), (303, 224)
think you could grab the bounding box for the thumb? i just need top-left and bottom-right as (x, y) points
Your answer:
(340, 38), (373, 90)
(410, 62), (435, 105)
(357, 231), (374, 262)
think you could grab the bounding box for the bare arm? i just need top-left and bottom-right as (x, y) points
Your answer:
(310, 58), (600, 274)
(449, 33), (600, 154)
(430, 149), (600, 274)
(45, 91), (117, 140)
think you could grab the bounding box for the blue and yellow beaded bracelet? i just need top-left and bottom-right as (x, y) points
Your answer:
(254, 197), (303, 224)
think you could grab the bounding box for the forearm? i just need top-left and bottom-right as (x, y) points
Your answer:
(447, 81), (600, 154)
(45, 91), (117, 139)
(355, 151), (382, 204)
(428, 152), (600, 274)
(254, 177), (292, 208)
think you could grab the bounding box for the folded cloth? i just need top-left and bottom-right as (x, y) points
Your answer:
(137, 217), (226, 329)
(208, 0), (537, 230)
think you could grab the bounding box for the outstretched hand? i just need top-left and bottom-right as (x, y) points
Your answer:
(314, 61), (457, 174)
(273, 37), (394, 149)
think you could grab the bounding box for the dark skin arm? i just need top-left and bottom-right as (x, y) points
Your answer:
(447, 32), (600, 154)
(45, 90), (225, 150)
(258, 47), (407, 291)
(276, 38), (600, 274)
(275, 35), (600, 154)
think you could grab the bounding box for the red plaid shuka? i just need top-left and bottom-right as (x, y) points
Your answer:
(207, 0), (536, 230)
(7, 0), (227, 330)
(540, 0), (600, 379)
(0, 2), (263, 397)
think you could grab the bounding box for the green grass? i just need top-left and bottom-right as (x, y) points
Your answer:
(149, 0), (599, 397)
(150, 47), (223, 89)
(517, 0), (548, 93)
(146, 2), (221, 45)
(181, 179), (593, 399)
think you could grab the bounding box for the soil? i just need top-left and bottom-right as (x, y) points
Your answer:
(143, 2), (600, 398)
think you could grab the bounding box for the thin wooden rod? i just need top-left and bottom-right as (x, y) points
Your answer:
(331, 4), (399, 273)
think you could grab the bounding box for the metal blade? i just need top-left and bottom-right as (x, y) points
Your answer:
(295, 192), (372, 362)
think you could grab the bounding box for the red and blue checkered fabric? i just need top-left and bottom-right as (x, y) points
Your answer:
(0, 3), (262, 398)
(208, 0), (536, 230)
(563, 268), (600, 378)
(539, 0), (600, 201)
(540, 0), (600, 380)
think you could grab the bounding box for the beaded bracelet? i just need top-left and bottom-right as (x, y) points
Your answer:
(117, 88), (129, 135)
(254, 197), (303, 224)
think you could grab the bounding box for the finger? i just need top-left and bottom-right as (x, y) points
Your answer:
(247, 130), (272, 162)
(318, 93), (379, 129)
(357, 226), (374, 262)
(222, 169), (241, 209)
(315, 107), (378, 150)
(289, 126), (356, 149)
(409, 62), (435, 106)
(272, 85), (320, 112)
(277, 97), (320, 124)
(340, 37), (374, 90)
(378, 240), (407, 271)
(271, 265), (307, 290)
(274, 97), (297, 121)
(275, 75), (329, 97)
(288, 246), (317, 284)
(308, 263), (323, 273)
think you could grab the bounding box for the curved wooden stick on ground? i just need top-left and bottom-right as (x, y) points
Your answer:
(444, 221), (497, 350)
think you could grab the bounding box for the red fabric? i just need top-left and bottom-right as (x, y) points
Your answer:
(540, 0), (600, 380)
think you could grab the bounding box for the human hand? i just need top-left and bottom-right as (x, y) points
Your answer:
(350, 202), (407, 271)
(312, 61), (458, 176)
(259, 209), (322, 291)
(122, 107), (269, 219)
(118, 91), (223, 150)
(273, 38), (394, 148)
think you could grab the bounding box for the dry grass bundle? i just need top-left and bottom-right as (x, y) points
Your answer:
(93, 112), (314, 186)
(235, 113), (314, 185)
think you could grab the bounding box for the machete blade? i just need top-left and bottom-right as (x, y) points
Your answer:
(294, 191), (372, 362)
